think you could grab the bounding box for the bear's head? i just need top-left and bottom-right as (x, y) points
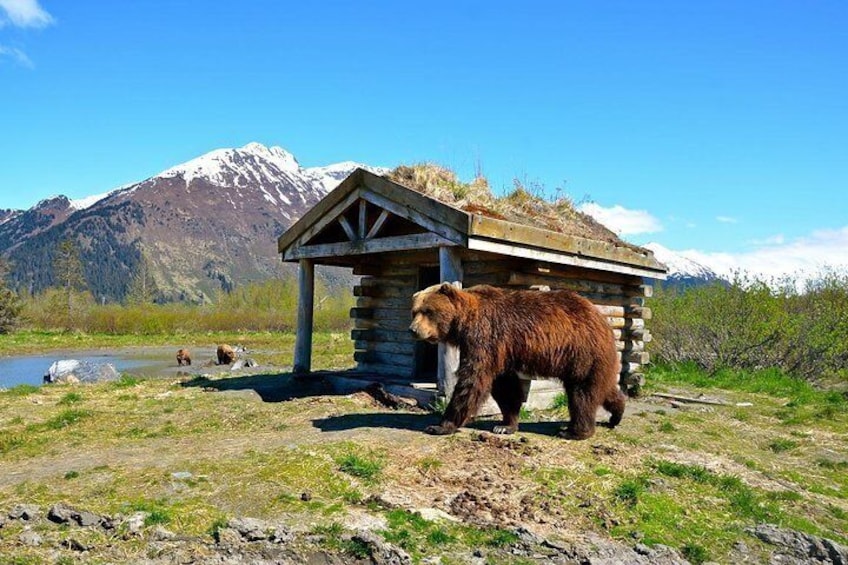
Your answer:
(409, 282), (462, 343)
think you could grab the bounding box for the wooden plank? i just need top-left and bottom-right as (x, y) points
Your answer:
(350, 307), (374, 319)
(354, 317), (423, 331)
(366, 209), (391, 239)
(278, 169), (362, 252)
(293, 259), (314, 375)
(359, 190), (467, 245)
(508, 272), (628, 295)
(351, 328), (416, 344)
(355, 361), (415, 378)
(354, 341), (414, 355)
(624, 351), (651, 364)
(285, 233), (458, 261)
(468, 238), (668, 279)
(439, 248), (463, 400)
(360, 170), (470, 234)
(357, 296), (413, 309)
(358, 199), (367, 239)
(355, 350), (415, 366)
(353, 265), (383, 276)
(527, 262), (644, 286)
(621, 362), (642, 374)
(289, 189), (362, 250)
(470, 215), (665, 271)
(359, 275), (418, 287)
(338, 216), (357, 241)
(354, 284), (413, 299)
(606, 317), (625, 329)
(625, 306), (652, 320)
(462, 258), (529, 276)
(594, 305), (625, 317)
(625, 318), (646, 330)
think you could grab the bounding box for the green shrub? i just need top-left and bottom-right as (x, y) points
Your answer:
(650, 270), (848, 382)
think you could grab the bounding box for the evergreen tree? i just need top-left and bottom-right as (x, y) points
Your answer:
(126, 256), (159, 305)
(53, 239), (87, 329)
(0, 258), (21, 333)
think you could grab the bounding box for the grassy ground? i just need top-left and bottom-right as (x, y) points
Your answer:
(0, 333), (846, 564)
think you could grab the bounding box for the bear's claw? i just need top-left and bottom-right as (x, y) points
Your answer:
(492, 425), (517, 435)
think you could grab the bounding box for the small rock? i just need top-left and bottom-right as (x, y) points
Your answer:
(62, 538), (92, 552)
(75, 509), (102, 527)
(215, 527), (243, 549)
(228, 517), (270, 541)
(9, 504), (40, 521)
(123, 511), (148, 536)
(19, 529), (43, 547)
(171, 471), (193, 480)
(47, 503), (74, 524)
(151, 525), (176, 541)
(352, 530), (412, 565)
(634, 543), (653, 556)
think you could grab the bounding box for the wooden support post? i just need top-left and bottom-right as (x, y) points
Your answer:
(293, 259), (314, 375)
(438, 246), (463, 401)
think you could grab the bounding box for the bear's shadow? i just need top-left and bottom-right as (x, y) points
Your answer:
(180, 372), (611, 437)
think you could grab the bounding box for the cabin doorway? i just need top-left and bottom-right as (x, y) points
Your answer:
(414, 266), (440, 381)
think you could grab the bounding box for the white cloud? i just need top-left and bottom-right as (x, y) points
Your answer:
(716, 216), (739, 224)
(0, 44), (32, 67)
(0, 0), (54, 28)
(750, 234), (785, 246)
(666, 226), (848, 283)
(578, 202), (663, 236)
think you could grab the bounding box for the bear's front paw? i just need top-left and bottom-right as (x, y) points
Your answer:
(425, 423), (457, 435)
(492, 425), (517, 435)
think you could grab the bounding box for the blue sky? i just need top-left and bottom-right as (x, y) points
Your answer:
(1, 1), (846, 279)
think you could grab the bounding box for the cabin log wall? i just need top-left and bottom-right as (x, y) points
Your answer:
(350, 263), (420, 378)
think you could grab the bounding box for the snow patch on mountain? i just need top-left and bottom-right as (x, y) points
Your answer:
(644, 242), (721, 282)
(158, 142), (302, 188)
(304, 161), (389, 193)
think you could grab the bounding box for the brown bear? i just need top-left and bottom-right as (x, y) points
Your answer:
(409, 283), (625, 440)
(216, 344), (246, 365)
(176, 348), (191, 366)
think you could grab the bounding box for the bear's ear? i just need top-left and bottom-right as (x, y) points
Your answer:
(438, 282), (460, 300)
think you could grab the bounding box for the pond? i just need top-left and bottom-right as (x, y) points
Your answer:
(0, 347), (218, 389)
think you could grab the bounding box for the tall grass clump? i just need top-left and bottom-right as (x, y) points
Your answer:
(18, 277), (354, 334)
(650, 270), (848, 384)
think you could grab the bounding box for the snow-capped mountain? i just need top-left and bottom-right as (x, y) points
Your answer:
(644, 242), (725, 288)
(2, 143), (385, 302)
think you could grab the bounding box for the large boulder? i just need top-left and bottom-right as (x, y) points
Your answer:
(44, 360), (119, 384)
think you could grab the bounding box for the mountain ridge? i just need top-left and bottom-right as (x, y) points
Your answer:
(1, 143), (385, 302)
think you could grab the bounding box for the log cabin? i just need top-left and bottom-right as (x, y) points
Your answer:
(277, 168), (667, 410)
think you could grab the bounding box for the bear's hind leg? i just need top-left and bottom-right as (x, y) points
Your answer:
(603, 387), (626, 428)
(559, 383), (597, 440)
(491, 371), (523, 435)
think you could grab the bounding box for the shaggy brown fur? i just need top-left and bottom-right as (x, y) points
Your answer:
(217, 344), (237, 365)
(410, 283), (624, 440)
(176, 348), (191, 366)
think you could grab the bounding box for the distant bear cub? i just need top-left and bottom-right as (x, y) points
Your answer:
(410, 283), (625, 440)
